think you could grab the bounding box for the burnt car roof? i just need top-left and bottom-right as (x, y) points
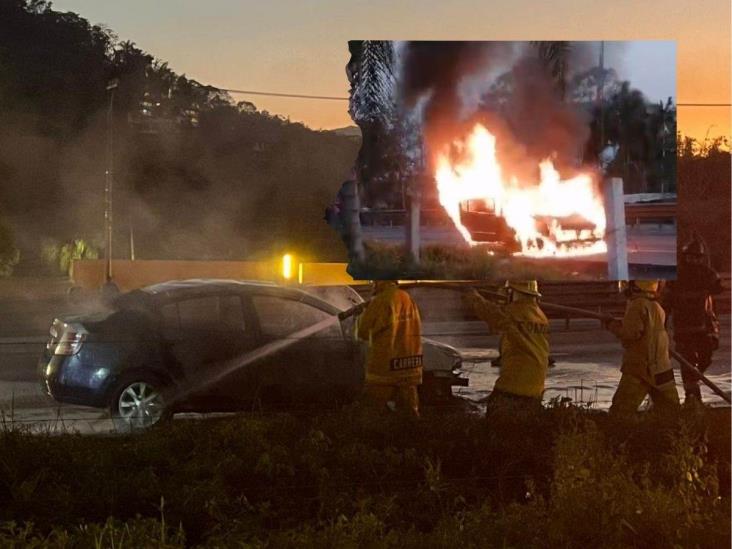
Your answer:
(114, 279), (341, 315)
(140, 279), (278, 295)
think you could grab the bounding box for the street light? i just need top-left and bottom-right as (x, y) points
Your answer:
(104, 78), (119, 285)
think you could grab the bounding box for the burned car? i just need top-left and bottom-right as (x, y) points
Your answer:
(39, 280), (466, 429)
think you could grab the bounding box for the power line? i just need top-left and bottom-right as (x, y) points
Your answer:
(216, 88), (348, 101)
(677, 103), (731, 107)
(210, 86), (728, 107)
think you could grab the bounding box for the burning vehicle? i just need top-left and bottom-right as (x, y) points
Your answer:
(435, 124), (607, 257)
(346, 41), (630, 271)
(39, 280), (465, 430)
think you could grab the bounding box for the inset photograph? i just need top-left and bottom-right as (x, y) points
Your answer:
(329, 41), (677, 280)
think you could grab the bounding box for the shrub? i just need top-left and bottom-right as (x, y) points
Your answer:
(0, 406), (728, 547)
(354, 242), (579, 280)
(41, 238), (99, 276)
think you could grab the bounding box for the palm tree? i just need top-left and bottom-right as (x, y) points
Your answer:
(533, 41), (571, 100)
(605, 82), (651, 192)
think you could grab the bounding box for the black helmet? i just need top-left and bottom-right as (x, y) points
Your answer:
(681, 234), (708, 257)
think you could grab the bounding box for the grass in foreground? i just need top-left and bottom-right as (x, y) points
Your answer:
(0, 403), (729, 547)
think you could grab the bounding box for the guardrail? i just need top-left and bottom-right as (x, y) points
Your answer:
(365, 276), (730, 327)
(624, 202), (676, 224)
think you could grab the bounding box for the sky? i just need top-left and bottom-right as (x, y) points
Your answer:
(53, 0), (730, 141)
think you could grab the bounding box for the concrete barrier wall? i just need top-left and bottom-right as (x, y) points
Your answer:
(71, 259), (356, 291)
(299, 262), (357, 285)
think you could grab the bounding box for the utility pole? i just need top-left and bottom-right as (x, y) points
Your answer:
(104, 78), (119, 283)
(405, 145), (424, 266)
(597, 41), (605, 152)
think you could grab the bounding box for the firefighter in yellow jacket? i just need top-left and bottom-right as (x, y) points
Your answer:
(606, 280), (680, 415)
(463, 281), (550, 413)
(355, 280), (423, 416)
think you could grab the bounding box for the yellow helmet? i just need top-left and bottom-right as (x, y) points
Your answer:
(630, 280), (659, 293)
(505, 280), (541, 297)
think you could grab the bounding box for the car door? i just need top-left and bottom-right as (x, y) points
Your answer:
(248, 294), (361, 407)
(159, 293), (258, 408)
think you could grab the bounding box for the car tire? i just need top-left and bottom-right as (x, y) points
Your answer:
(420, 373), (455, 406)
(109, 374), (173, 432)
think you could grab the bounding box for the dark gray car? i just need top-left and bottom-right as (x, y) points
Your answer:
(39, 280), (465, 429)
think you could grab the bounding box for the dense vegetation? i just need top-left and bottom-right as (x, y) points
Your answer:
(351, 242), (585, 281)
(0, 405), (729, 547)
(0, 0), (358, 271)
(677, 136), (731, 270)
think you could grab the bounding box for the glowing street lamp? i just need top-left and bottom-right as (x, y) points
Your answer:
(282, 253), (294, 281)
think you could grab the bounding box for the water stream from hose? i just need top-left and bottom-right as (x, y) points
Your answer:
(170, 315), (344, 405)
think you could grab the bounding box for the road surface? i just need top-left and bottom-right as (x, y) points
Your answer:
(0, 277), (727, 434)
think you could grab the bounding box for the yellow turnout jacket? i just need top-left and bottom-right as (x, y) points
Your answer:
(611, 293), (674, 389)
(356, 286), (423, 386)
(468, 294), (550, 398)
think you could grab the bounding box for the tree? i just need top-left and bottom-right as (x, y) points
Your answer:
(533, 41), (571, 100)
(568, 66), (620, 104)
(603, 82), (656, 192)
(348, 40), (397, 128)
(347, 40), (403, 207)
(0, 0), (359, 266)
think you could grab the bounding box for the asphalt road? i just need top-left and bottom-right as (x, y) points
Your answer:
(0, 277), (728, 434)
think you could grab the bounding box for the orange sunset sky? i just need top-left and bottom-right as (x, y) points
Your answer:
(54, 0), (730, 142)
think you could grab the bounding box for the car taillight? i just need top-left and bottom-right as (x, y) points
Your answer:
(54, 331), (85, 356)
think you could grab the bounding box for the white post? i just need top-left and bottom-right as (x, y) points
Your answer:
(604, 177), (629, 280)
(406, 190), (420, 265)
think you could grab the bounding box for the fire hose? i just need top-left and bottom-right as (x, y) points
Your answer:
(338, 284), (731, 405)
(535, 301), (731, 405)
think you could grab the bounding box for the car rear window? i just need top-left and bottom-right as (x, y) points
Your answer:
(252, 296), (340, 340)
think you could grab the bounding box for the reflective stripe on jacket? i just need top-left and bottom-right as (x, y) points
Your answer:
(614, 294), (674, 389)
(468, 294), (549, 398)
(356, 287), (423, 386)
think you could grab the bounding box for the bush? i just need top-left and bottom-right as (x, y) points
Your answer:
(41, 238), (99, 276)
(0, 406), (728, 547)
(352, 242), (582, 280)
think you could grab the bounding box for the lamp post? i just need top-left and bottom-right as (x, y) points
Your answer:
(597, 41), (605, 153)
(104, 78), (119, 284)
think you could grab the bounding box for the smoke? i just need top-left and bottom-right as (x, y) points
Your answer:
(398, 41), (597, 182)
(399, 41), (521, 149)
(566, 41), (628, 81)
(493, 54), (591, 180)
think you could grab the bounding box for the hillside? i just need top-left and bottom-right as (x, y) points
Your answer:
(0, 0), (358, 266)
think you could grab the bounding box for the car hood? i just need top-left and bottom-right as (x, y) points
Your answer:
(301, 285), (364, 311)
(422, 337), (462, 372)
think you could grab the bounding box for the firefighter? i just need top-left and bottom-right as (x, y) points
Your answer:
(355, 280), (423, 416)
(606, 280), (679, 416)
(662, 235), (723, 405)
(463, 281), (550, 414)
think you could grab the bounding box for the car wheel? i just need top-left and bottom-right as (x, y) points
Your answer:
(420, 373), (455, 406)
(110, 376), (171, 432)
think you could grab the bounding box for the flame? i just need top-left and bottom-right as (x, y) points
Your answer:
(434, 124), (607, 257)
